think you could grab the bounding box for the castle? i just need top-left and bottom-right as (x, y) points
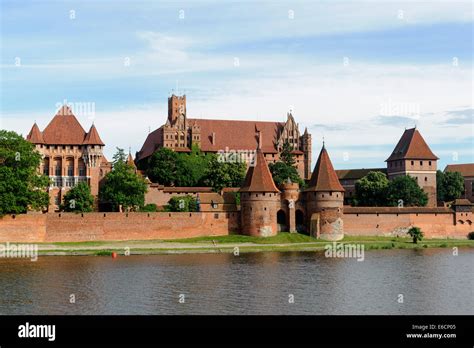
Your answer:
(18, 97), (473, 243)
(136, 94), (313, 180)
(26, 105), (111, 211)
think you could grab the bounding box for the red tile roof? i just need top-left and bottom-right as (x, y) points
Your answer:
(188, 118), (283, 153)
(138, 126), (163, 159)
(83, 124), (105, 145)
(41, 106), (87, 145)
(240, 147), (280, 193)
(336, 168), (387, 180)
(31, 105), (105, 146)
(26, 123), (45, 144)
(137, 119), (285, 162)
(444, 163), (474, 177)
(386, 128), (438, 161)
(306, 145), (344, 192)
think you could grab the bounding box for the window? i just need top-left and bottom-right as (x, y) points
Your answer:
(429, 161), (432, 166)
(79, 167), (86, 176)
(55, 166), (61, 176)
(67, 166), (74, 176)
(425, 177), (428, 182)
(420, 161), (423, 165)
(411, 161), (414, 165)
(43, 167), (49, 176)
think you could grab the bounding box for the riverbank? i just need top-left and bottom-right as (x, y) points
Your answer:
(23, 233), (474, 256)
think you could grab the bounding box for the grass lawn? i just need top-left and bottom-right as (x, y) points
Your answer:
(166, 232), (318, 244)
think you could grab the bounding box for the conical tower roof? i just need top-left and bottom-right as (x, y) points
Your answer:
(306, 144), (344, 192)
(240, 147), (279, 193)
(127, 152), (137, 169)
(26, 123), (45, 144)
(83, 124), (105, 145)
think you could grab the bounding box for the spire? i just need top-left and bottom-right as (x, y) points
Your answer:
(240, 147), (279, 193)
(126, 151), (136, 169)
(83, 124), (105, 145)
(26, 123), (45, 144)
(306, 144), (344, 192)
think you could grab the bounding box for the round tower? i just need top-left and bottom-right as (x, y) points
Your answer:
(305, 143), (344, 241)
(280, 178), (299, 233)
(239, 133), (280, 237)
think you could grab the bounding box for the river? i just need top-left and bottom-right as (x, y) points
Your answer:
(0, 249), (472, 315)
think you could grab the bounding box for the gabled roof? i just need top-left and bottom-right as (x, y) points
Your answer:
(83, 124), (105, 145)
(336, 168), (387, 181)
(444, 163), (474, 177)
(306, 145), (344, 192)
(187, 119), (283, 153)
(26, 123), (45, 144)
(240, 147), (280, 193)
(137, 126), (163, 160)
(42, 105), (87, 145)
(453, 198), (473, 206)
(386, 128), (438, 161)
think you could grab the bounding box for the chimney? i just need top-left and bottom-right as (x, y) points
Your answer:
(211, 132), (216, 145)
(258, 131), (262, 149)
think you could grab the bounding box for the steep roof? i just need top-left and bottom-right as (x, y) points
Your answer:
(137, 119), (286, 162)
(336, 168), (387, 181)
(137, 126), (163, 160)
(386, 128), (438, 161)
(239, 147), (280, 193)
(127, 152), (136, 168)
(83, 124), (105, 145)
(188, 119), (283, 153)
(41, 105), (87, 145)
(444, 163), (474, 177)
(26, 123), (45, 144)
(306, 145), (344, 192)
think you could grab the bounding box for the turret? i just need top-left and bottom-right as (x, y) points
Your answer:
(305, 143), (344, 240)
(239, 132), (280, 237)
(280, 178), (300, 233)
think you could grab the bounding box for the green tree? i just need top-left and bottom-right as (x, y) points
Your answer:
(175, 145), (210, 186)
(0, 130), (50, 214)
(269, 161), (305, 188)
(353, 171), (389, 206)
(280, 140), (296, 167)
(407, 226), (424, 244)
(100, 148), (148, 211)
(166, 195), (197, 212)
(437, 170), (464, 202)
(146, 147), (178, 185)
(202, 155), (246, 192)
(112, 147), (127, 165)
(386, 175), (428, 207)
(61, 182), (94, 212)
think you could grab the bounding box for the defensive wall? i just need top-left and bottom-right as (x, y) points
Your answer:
(0, 207), (472, 243)
(0, 212), (239, 243)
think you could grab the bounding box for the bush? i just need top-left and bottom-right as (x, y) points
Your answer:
(407, 226), (424, 244)
(166, 195), (198, 212)
(140, 204), (158, 212)
(468, 232), (474, 240)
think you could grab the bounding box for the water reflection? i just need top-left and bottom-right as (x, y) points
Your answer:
(0, 249), (472, 315)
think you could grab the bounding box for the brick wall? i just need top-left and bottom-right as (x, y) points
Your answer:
(0, 212), (240, 243)
(343, 209), (472, 239)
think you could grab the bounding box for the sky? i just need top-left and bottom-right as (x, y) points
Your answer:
(1, 0), (473, 170)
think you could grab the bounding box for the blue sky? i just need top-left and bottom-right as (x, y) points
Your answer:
(1, 0), (473, 170)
